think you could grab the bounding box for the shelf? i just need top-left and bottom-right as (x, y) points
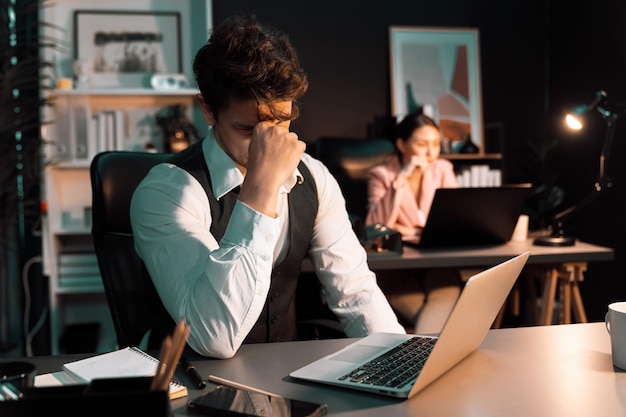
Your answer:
(53, 228), (91, 236)
(443, 153), (502, 160)
(56, 284), (104, 294)
(52, 88), (199, 96)
(52, 161), (91, 169)
(41, 0), (213, 355)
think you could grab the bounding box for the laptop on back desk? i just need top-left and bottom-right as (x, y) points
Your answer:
(404, 184), (531, 248)
(289, 252), (530, 399)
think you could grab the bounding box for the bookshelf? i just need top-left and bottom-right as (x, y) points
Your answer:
(40, 0), (212, 355)
(43, 90), (198, 355)
(444, 153), (504, 187)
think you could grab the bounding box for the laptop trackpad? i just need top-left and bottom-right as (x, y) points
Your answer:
(329, 345), (386, 363)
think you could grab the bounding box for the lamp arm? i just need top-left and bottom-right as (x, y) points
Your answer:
(549, 110), (618, 233)
(598, 111), (618, 180)
(550, 177), (611, 228)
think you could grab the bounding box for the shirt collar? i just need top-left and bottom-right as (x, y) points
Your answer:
(203, 128), (303, 200)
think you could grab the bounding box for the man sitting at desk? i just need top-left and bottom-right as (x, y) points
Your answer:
(130, 14), (405, 358)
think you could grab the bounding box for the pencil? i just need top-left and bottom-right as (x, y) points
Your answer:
(207, 374), (281, 398)
(151, 335), (172, 391)
(159, 320), (189, 391)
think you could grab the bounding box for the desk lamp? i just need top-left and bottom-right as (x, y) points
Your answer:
(534, 90), (619, 246)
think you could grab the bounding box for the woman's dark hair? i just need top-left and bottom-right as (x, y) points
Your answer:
(193, 14), (308, 121)
(395, 108), (440, 142)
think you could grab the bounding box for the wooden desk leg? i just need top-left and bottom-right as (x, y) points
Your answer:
(564, 262), (588, 323)
(571, 282), (588, 323)
(523, 268), (540, 325)
(559, 278), (571, 324)
(493, 305), (505, 329)
(492, 282), (521, 329)
(540, 267), (559, 325)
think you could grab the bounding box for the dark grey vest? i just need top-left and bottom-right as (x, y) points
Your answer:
(169, 141), (318, 343)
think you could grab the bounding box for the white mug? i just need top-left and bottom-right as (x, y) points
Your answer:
(605, 301), (626, 369)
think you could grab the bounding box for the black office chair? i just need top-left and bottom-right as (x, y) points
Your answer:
(90, 151), (175, 350)
(311, 137), (395, 219)
(91, 150), (345, 349)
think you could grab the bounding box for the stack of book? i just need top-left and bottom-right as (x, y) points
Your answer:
(58, 253), (101, 288)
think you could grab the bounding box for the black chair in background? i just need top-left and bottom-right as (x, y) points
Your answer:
(90, 151), (175, 350)
(297, 137), (397, 334)
(310, 137), (395, 219)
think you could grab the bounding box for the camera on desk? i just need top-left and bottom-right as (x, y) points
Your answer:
(351, 217), (402, 255)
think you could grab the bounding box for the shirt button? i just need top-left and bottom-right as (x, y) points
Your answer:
(265, 234), (273, 242)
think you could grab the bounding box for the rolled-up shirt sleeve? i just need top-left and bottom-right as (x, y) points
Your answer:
(131, 162), (278, 358)
(304, 155), (406, 337)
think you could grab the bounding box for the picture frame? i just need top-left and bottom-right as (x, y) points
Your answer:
(390, 26), (483, 154)
(74, 10), (182, 88)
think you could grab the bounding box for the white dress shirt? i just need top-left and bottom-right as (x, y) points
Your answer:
(130, 128), (405, 358)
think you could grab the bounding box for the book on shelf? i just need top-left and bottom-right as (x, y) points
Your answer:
(72, 105), (90, 160)
(456, 164), (502, 188)
(113, 109), (127, 151)
(58, 276), (102, 288)
(88, 115), (101, 160)
(105, 111), (116, 151)
(59, 346), (188, 400)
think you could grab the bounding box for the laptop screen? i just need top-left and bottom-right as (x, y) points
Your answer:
(411, 184), (531, 248)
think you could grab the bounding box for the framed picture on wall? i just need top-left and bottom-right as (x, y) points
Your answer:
(389, 26), (483, 154)
(74, 10), (182, 88)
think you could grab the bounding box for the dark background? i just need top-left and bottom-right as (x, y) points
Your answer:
(213, 0), (625, 322)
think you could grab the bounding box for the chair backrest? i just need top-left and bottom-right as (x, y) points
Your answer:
(312, 137), (395, 219)
(90, 151), (174, 349)
(91, 150), (347, 347)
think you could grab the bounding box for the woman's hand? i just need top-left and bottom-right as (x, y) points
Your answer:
(394, 155), (428, 189)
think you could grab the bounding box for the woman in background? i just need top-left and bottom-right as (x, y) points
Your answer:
(366, 109), (463, 334)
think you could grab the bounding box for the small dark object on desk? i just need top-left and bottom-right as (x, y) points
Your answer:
(362, 224), (403, 254)
(187, 385), (327, 417)
(180, 356), (206, 389)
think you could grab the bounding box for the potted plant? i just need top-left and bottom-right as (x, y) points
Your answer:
(0, 0), (57, 352)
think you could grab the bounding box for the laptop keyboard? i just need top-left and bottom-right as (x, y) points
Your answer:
(338, 336), (437, 389)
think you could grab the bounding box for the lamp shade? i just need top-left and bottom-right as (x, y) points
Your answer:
(564, 90), (607, 131)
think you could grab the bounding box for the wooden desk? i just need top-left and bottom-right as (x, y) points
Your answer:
(181, 322), (623, 417)
(20, 322), (625, 417)
(303, 239), (614, 326)
(302, 238), (614, 271)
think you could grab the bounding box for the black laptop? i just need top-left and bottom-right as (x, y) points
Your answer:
(404, 184), (532, 248)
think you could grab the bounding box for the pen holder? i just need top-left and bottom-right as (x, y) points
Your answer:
(0, 377), (169, 417)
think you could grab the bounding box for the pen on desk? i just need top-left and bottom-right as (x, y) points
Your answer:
(207, 374), (280, 397)
(180, 356), (206, 389)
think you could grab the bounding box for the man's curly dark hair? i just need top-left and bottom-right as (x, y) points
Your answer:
(193, 14), (308, 122)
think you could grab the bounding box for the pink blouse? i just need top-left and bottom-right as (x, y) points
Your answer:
(366, 157), (458, 231)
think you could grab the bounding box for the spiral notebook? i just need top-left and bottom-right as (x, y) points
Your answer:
(61, 346), (188, 400)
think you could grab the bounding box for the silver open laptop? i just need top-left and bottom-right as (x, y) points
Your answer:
(290, 252), (529, 399)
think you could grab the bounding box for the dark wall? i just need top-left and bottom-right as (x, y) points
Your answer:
(213, 0), (546, 184)
(212, 0), (626, 321)
(545, 0), (626, 320)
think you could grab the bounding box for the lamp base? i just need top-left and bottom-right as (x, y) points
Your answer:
(533, 235), (576, 246)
